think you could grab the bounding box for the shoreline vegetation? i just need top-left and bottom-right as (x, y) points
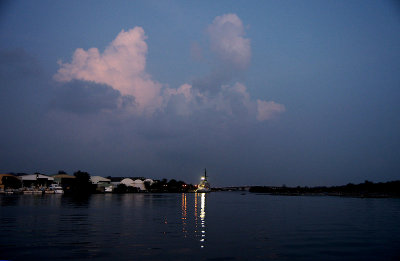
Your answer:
(248, 180), (400, 198)
(1, 171), (399, 198)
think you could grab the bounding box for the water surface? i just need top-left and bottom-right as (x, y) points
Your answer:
(1, 192), (399, 260)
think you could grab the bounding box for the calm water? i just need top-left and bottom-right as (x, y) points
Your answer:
(1, 192), (400, 261)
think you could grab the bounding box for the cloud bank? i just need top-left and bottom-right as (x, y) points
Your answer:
(54, 14), (284, 121)
(55, 27), (162, 115)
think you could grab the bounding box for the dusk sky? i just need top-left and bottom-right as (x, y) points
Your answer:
(1, 1), (399, 186)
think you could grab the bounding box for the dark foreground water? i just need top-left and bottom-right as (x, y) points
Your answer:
(1, 192), (400, 261)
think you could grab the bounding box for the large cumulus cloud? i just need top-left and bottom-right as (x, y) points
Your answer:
(51, 81), (122, 114)
(54, 14), (285, 122)
(178, 14), (285, 121)
(54, 27), (162, 115)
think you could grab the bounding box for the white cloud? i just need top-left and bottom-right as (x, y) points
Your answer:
(208, 14), (251, 70)
(54, 27), (162, 115)
(163, 84), (205, 116)
(54, 15), (284, 122)
(215, 82), (252, 116)
(256, 100), (286, 121)
(164, 83), (194, 102)
(163, 81), (284, 123)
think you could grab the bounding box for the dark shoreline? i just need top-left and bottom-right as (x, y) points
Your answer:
(248, 180), (400, 198)
(251, 192), (400, 198)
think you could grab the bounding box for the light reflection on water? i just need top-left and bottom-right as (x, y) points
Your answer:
(199, 193), (206, 248)
(180, 192), (208, 248)
(1, 193), (400, 260)
(180, 192), (207, 248)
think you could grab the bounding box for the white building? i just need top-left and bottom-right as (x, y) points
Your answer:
(90, 176), (111, 184)
(118, 178), (147, 191)
(120, 178), (134, 187)
(90, 176), (112, 192)
(133, 179), (146, 191)
(20, 174), (54, 187)
(144, 179), (154, 186)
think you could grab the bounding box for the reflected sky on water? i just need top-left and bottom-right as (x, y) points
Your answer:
(1, 193), (400, 260)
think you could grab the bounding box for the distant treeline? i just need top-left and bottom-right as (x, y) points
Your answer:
(249, 180), (400, 198)
(70, 171), (196, 194)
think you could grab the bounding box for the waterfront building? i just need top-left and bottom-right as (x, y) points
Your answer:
(120, 178), (134, 187)
(52, 174), (75, 186)
(144, 178), (154, 185)
(90, 176), (111, 185)
(118, 178), (147, 192)
(20, 174), (54, 187)
(133, 179), (146, 191)
(90, 176), (112, 193)
(0, 174), (22, 190)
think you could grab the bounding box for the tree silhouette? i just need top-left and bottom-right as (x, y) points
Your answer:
(71, 170), (94, 195)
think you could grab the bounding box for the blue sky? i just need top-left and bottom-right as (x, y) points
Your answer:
(0, 0), (399, 186)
